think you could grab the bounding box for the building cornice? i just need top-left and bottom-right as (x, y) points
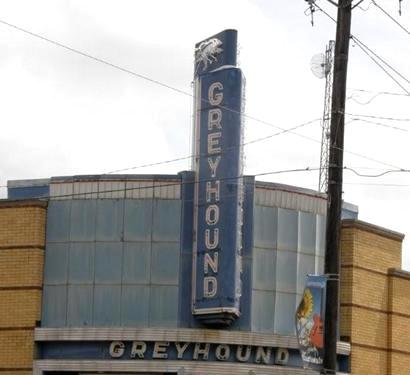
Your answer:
(34, 327), (351, 355)
(0, 199), (48, 209)
(342, 219), (405, 242)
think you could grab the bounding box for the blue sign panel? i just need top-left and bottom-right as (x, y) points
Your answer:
(194, 29), (237, 76)
(192, 30), (244, 326)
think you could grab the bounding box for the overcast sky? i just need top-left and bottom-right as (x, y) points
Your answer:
(0, 0), (409, 268)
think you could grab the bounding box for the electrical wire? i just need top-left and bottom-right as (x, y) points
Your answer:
(314, 3), (410, 95)
(348, 88), (410, 96)
(372, 0), (410, 34)
(352, 37), (410, 85)
(344, 166), (410, 177)
(0, 17), (315, 137)
(109, 115), (404, 174)
(345, 117), (407, 131)
(351, 0), (367, 10)
(347, 88), (410, 105)
(355, 1), (373, 12)
(344, 182), (410, 187)
(351, 37), (410, 95)
(0, 18), (406, 176)
(346, 113), (410, 122)
(4, 165), (410, 202)
(106, 118), (322, 174)
(4, 166), (322, 201)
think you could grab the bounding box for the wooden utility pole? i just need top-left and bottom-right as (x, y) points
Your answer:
(323, 0), (352, 373)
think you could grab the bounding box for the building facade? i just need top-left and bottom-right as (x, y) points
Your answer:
(340, 220), (410, 374)
(1, 173), (351, 374)
(1, 29), (409, 375)
(1, 173), (409, 374)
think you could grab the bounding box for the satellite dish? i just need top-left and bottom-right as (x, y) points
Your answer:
(310, 53), (330, 79)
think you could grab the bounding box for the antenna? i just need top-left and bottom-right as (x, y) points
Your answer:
(311, 41), (335, 192)
(310, 53), (329, 79)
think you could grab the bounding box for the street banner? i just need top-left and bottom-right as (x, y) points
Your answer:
(295, 274), (327, 365)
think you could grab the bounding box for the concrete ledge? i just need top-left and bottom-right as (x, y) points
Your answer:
(388, 268), (410, 280)
(0, 200), (48, 208)
(342, 219), (405, 242)
(33, 359), (331, 375)
(34, 327), (351, 355)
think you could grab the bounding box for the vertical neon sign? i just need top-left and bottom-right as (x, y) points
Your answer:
(192, 30), (244, 325)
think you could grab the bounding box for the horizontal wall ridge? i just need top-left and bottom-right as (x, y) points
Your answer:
(0, 245), (45, 250)
(341, 302), (410, 319)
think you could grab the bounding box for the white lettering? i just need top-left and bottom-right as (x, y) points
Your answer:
(208, 108), (222, 130)
(193, 343), (210, 360)
(175, 342), (190, 359)
(205, 204), (219, 225)
(130, 341), (146, 359)
(204, 251), (218, 273)
(109, 341), (289, 364)
(275, 348), (289, 365)
(109, 341), (125, 358)
(205, 229), (219, 250)
(203, 276), (217, 298)
(236, 345), (252, 362)
(207, 156), (221, 178)
(208, 82), (223, 105)
(208, 132), (221, 154)
(215, 344), (230, 361)
(255, 347), (272, 364)
(206, 180), (220, 202)
(152, 341), (169, 359)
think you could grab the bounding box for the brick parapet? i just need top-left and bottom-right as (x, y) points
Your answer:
(340, 220), (406, 375)
(0, 201), (47, 373)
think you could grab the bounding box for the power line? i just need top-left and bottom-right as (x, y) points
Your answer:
(347, 88), (410, 105)
(0, 18), (316, 137)
(352, 37), (410, 85)
(4, 167), (322, 201)
(106, 117), (321, 174)
(344, 182), (410, 187)
(4, 165), (410, 201)
(345, 117), (407, 131)
(351, 0), (367, 10)
(0, 18), (405, 174)
(0, 166), (394, 190)
(107, 113), (404, 174)
(351, 36), (410, 95)
(346, 112), (410, 122)
(355, 0), (373, 12)
(344, 166), (410, 177)
(372, 0), (410, 34)
(315, 2), (410, 95)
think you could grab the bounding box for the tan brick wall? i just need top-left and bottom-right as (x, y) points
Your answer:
(387, 272), (410, 374)
(351, 269), (389, 311)
(349, 345), (388, 375)
(0, 249), (44, 288)
(350, 307), (388, 349)
(389, 315), (410, 353)
(388, 274), (410, 315)
(0, 201), (47, 373)
(339, 306), (352, 338)
(340, 220), (407, 375)
(340, 267), (353, 306)
(0, 205), (46, 247)
(351, 234), (401, 273)
(0, 290), (42, 327)
(340, 226), (355, 266)
(389, 352), (410, 375)
(0, 330), (34, 368)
